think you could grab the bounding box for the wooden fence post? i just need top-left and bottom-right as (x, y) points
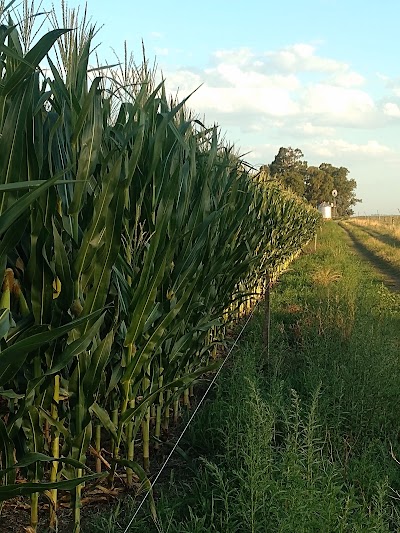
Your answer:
(263, 276), (271, 356)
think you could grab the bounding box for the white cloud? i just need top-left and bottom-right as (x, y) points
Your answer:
(295, 122), (336, 136)
(377, 72), (390, 82)
(329, 71), (365, 88)
(162, 43), (381, 132)
(383, 102), (400, 117)
(301, 84), (376, 126)
(376, 74), (400, 98)
(154, 47), (169, 56)
(264, 43), (344, 73)
(213, 48), (254, 66)
(306, 139), (391, 159)
(244, 138), (392, 168)
(189, 86), (299, 116)
(165, 65), (300, 117)
(171, 80), (375, 132)
(207, 62), (300, 90)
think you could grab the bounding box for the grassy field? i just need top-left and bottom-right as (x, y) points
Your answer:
(352, 216), (400, 228)
(342, 218), (400, 274)
(350, 216), (400, 242)
(81, 221), (400, 532)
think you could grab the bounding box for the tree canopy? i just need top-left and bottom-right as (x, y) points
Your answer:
(266, 146), (361, 216)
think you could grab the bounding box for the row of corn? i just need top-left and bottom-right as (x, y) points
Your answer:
(0, 3), (321, 532)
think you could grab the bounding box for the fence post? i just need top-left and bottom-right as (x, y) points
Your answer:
(263, 276), (271, 357)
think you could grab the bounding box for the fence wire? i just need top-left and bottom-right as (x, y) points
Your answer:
(123, 302), (259, 532)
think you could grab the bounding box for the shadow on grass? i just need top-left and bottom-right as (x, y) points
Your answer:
(354, 225), (400, 250)
(339, 223), (400, 292)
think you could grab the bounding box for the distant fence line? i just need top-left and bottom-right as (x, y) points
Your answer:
(353, 215), (400, 225)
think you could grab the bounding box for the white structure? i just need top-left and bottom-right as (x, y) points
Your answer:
(318, 202), (332, 219)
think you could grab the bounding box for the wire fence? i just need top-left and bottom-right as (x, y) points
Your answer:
(123, 302), (260, 532)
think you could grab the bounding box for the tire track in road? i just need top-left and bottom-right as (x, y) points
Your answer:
(355, 225), (400, 249)
(339, 222), (400, 293)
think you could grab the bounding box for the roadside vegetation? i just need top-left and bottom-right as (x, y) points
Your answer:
(83, 221), (400, 532)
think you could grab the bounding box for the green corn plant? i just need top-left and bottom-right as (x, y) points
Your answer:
(0, 2), (321, 532)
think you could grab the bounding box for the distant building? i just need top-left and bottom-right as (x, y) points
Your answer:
(318, 202), (332, 219)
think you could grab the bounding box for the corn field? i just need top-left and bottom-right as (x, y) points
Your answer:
(0, 2), (321, 532)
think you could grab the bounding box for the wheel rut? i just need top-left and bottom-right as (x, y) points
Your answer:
(339, 222), (400, 293)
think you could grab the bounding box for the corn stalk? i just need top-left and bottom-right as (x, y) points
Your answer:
(0, 2), (321, 532)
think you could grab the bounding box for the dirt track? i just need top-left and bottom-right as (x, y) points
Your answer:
(339, 222), (400, 293)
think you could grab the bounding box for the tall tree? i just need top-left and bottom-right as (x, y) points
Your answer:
(264, 148), (361, 216)
(304, 165), (334, 207)
(269, 147), (307, 196)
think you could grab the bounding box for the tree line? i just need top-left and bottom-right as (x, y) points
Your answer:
(260, 147), (360, 216)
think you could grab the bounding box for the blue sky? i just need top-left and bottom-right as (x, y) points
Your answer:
(50, 0), (400, 213)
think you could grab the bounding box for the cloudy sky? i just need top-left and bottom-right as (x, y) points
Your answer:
(53, 0), (399, 214)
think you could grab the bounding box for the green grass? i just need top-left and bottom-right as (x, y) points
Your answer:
(82, 222), (400, 533)
(343, 219), (400, 273)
